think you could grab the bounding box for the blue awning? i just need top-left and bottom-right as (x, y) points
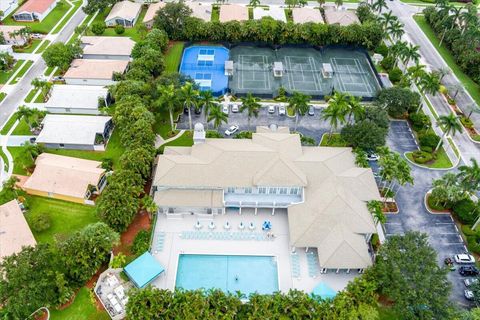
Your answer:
(312, 282), (337, 300)
(124, 252), (164, 288)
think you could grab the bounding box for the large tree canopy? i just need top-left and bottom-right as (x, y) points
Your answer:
(42, 41), (82, 72)
(375, 87), (420, 118)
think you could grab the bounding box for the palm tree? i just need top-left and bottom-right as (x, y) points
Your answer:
(346, 95), (364, 124)
(457, 158), (480, 192)
(322, 92), (349, 140)
(16, 105), (34, 131)
(379, 11), (395, 30)
(407, 64), (426, 86)
(335, 0), (343, 9)
(317, 0), (326, 7)
(142, 195), (158, 218)
(390, 41), (407, 67)
(240, 93), (261, 130)
(31, 77), (51, 102)
(372, 0), (387, 13)
(156, 84), (179, 132)
(288, 91), (310, 131)
(199, 90), (215, 130)
(367, 200), (386, 225)
(437, 67), (450, 81)
(249, 0), (260, 6)
(466, 103), (480, 120)
(418, 72), (441, 96)
(435, 113), (463, 152)
(401, 43), (420, 66)
(22, 141), (43, 162)
(449, 6), (462, 30)
(208, 105), (228, 130)
(387, 20), (404, 41)
(179, 82), (199, 131)
(448, 83), (463, 99)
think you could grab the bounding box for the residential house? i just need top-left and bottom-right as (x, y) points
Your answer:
(0, 200), (36, 262)
(23, 153), (107, 204)
(186, 2), (211, 22)
(44, 85), (109, 115)
(253, 7), (286, 22)
(63, 59), (129, 86)
(105, 0), (142, 28)
(143, 2), (165, 28)
(0, 25), (28, 46)
(13, 0), (57, 22)
(152, 125), (380, 271)
(0, 0), (18, 19)
(80, 36), (135, 60)
(36, 114), (113, 150)
(219, 4), (248, 22)
(324, 8), (360, 26)
(292, 7), (323, 24)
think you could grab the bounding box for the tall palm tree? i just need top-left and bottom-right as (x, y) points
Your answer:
(179, 82), (199, 131)
(240, 93), (261, 130)
(31, 77), (51, 102)
(407, 64), (426, 86)
(317, 0), (326, 7)
(346, 95), (364, 124)
(390, 41), (407, 67)
(419, 72), (441, 96)
(208, 105), (228, 130)
(449, 6), (462, 30)
(156, 84), (179, 132)
(22, 141), (43, 162)
(401, 43), (420, 66)
(458, 158), (480, 192)
(199, 90), (215, 130)
(372, 0), (387, 13)
(288, 91), (310, 131)
(322, 92), (349, 140)
(435, 112), (463, 151)
(437, 67), (450, 81)
(379, 11), (395, 30)
(16, 105), (34, 131)
(387, 20), (404, 41)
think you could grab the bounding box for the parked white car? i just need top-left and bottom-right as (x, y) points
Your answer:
(268, 105), (275, 114)
(455, 254), (475, 264)
(222, 105), (229, 114)
(464, 278), (479, 287)
(465, 290), (475, 300)
(225, 125), (239, 136)
(231, 104), (239, 113)
(278, 105), (286, 116)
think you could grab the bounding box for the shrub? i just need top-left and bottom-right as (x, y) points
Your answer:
(375, 43), (389, 57)
(381, 55), (394, 71)
(101, 158), (113, 171)
(300, 135), (316, 146)
(30, 213), (51, 232)
(115, 24), (125, 35)
(206, 130), (223, 138)
(91, 22), (106, 35)
(412, 150), (433, 164)
(462, 225), (476, 236)
(446, 96), (456, 105)
(453, 199), (478, 225)
(388, 67), (402, 83)
(234, 131), (253, 139)
(409, 112), (431, 131)
(439, 85), (447, 95)
(418, 132), (440, 149)
(131, 229), (151, 255)
(420, 146), (433, 153)
(460, 116), (474, 129)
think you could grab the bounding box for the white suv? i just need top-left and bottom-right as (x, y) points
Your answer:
(455, 254), (475, 264)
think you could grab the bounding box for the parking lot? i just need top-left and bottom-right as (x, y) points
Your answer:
(176, 104), (331, 143)
(387, 120), (418, 153)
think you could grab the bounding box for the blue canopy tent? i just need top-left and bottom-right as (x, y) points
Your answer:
(124, 252), (165, 288)
(312, 282), (337, 300)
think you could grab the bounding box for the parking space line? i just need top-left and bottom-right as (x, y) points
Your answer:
(445, 242), (464, 245)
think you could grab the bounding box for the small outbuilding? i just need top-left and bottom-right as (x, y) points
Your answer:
(273, 62), (284, 77)
(219, 4), (248, 22)
(105, 0), (142, 28)
(36, 114), (113, 150)
(124, 252), (165, 288)
(13, 0), (57, 22)
(64, 59), (129, 86)
(44, 85), (109, 115)
(0, 200), (36, 262)
(80, 36), (135, 60)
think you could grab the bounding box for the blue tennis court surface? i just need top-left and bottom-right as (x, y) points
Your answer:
(179, 45), (229, 96)
(175, 254), (279, 296)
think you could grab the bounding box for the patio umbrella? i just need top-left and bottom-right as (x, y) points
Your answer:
(312, 282), (337, 300)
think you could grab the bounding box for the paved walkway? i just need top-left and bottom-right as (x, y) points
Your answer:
(155, 130), (186, 149)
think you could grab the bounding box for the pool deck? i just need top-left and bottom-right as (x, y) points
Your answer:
(150, 208), (359, 295)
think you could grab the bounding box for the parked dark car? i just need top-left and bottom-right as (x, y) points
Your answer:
(194, 107), (202, 115)
(460, 266), (479, 276)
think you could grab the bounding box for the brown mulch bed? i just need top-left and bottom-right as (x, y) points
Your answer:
(382, 201), (398, 213)
(113, 210), (151, 255)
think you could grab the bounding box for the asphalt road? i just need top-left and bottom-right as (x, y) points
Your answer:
(0, 1), (87, 128)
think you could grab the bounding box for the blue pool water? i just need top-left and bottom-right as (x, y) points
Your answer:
(175, 254), (279, 296)
(179, 45), (229, 96)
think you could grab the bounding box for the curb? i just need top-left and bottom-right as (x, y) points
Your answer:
(403, 151), (455, 171)
(424, 189), (451, 215)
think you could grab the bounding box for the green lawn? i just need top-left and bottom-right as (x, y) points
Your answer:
(51, 0), (82, 34)
(0, 60), (24, 84)
(212, 6), (220, 22)
(0, 92), (6, 102)
(165, 42), (185, 73)
(35, 40), (51, 53)
(24, 88), (38, 103)
(320, 133), (348, 147)
(414, 15), (480, 106)
(159, 131), (193, 153)
(11, 117), (31, 135)
(3, 0), (72, 34)
(13, 39), (41, 53)
(45, 130), (125, 169)
(153, 109), (182, 138)
(1, 113), (20, 134)
(25, 196), (98, 244)
(9, 146), (34, 175)
(11, 60), (33, 84)
(405, 147), (453, 169)
(91, 7), (147, 42)
(50, 287), (109, 320)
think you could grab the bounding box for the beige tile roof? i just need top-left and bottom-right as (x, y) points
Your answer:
(324, 9), (359, 26)
(105, 0), (142, 22)
(0, 25), (26, 42)
(0, 200), (36, 262)
(154, 189), (224, 208)
(16, 0), (56, 14)
(292, 7), (323, 24)
(143, 2), (165, 24)
(253, 7), (286, 22)
(219, 4), (248, 22)
(81, 36), (135, 56)
(64, 59), (129, 80)
(186, 2), (212, 21)
(153, 128), (380, 269)
(23, 153), (105, 199)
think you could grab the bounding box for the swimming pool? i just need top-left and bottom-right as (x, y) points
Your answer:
(175, 254), (279, 296)
(179, 45), (229, 96)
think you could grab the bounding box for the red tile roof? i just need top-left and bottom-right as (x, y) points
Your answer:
(16, 0), (56, 14)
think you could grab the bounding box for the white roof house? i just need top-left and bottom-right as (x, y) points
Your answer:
(219, 4), (248, 22)
(0, 200), (36, 262)
(253, 7), (286, 22)
(80, 36), (135, 60)
(36, 115), (113, 150)
(153, 127), (380, 270)
(292, 7), (323, 24)
(64, 59), (129, 86)
(44, 85), (108, 115)
(0, 0), (19, 19)
(143, 2), (165, 28)
(105, 0), (142, 28)
(186, 2), (212, 21)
